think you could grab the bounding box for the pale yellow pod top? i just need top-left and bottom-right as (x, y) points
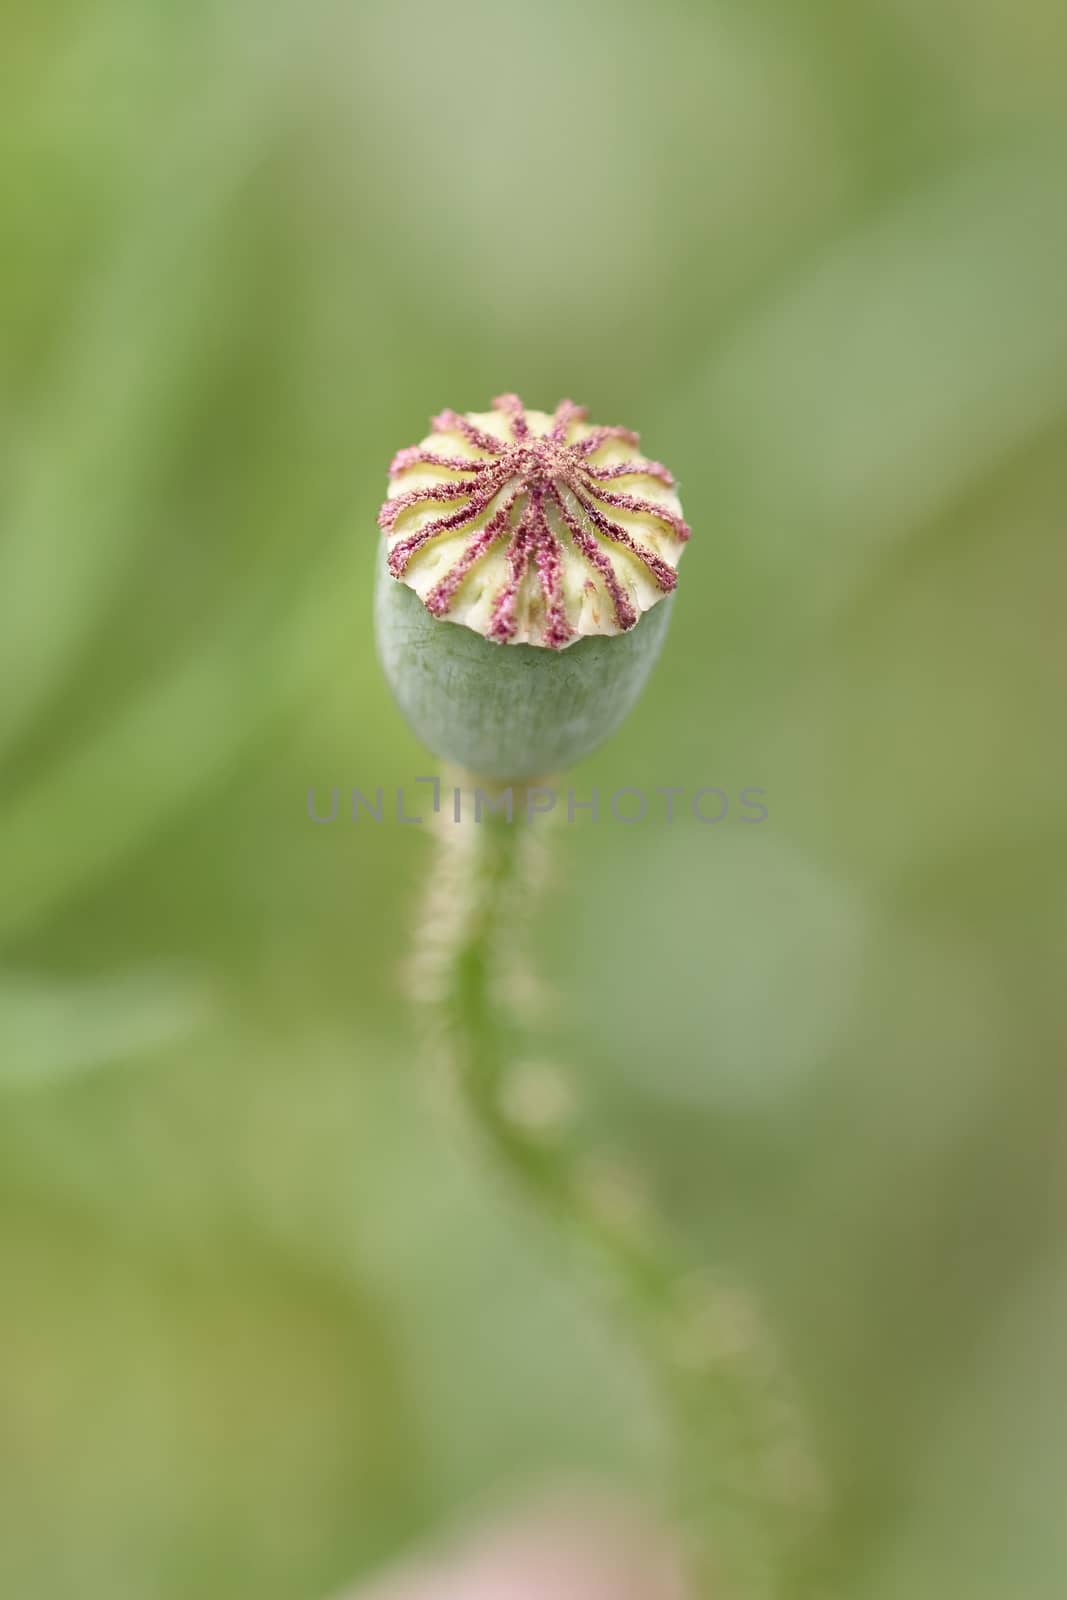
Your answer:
(378, 395), (690, 651)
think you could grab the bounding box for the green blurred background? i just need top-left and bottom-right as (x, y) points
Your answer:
(2, 1), (1065, 1595)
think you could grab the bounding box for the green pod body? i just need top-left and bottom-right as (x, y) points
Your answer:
(374, 544), (674, 779)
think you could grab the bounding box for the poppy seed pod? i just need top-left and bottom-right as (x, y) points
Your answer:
(375, 395), (689, 778)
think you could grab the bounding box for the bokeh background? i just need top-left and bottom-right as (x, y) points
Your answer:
(2, 1), (1066, 1596)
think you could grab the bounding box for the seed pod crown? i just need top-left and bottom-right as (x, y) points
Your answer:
(378, 395), (690, 651)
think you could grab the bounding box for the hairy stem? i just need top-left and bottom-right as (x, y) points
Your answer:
(411, 775), (827, 1600)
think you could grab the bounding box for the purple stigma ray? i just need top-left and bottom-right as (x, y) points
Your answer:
(378, 474), (502, 535)
(380, 395), (689, 648)
(432, 409), (505, 455)
(488, 516), (533, 643)
(423, 491), (521, 616)
(578, 480), (692, 542)
(386, 473), (511, 575)
(571, 489), (679, 592)
(389, 447), (491, 475)
(548, 398), (589, 444)
(547, 485), (638, 632)
(493, 393), (529, 440)
(576, 425), (641, 456)
(583, 457), (675, 487)
(529, 490), (574, 649)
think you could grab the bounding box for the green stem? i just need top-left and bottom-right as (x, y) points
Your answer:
(413, 777), (827, 1600)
